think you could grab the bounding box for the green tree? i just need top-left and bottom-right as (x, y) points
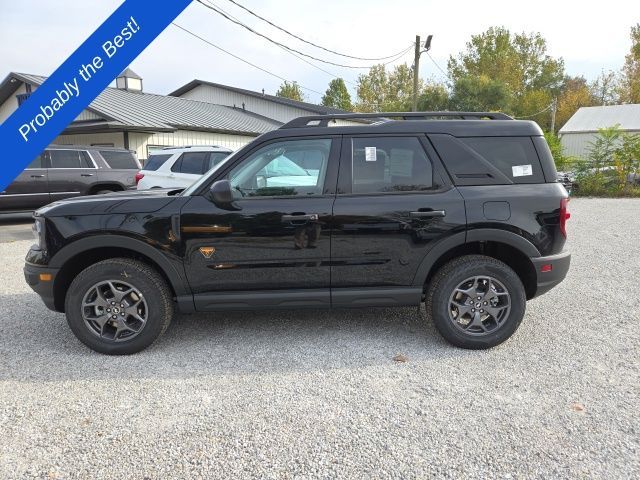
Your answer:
(448, 75), (512, 112)
(590, 70), (619, 105)
(619, 24), (640, 103)
(276, 81), (304, 102)
(448, 26), (564, 123)
(321, 78), (353, 110)
(556, 76), (593, 131)
(417, 81), (450, 111)
(355, 63), (419, 112)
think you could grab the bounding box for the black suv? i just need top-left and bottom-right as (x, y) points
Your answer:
(1, 145), (140, 213)
(24, 112), (571, 354)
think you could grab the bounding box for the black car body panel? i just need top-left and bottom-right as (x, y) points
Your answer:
(24, 113), (570, 317)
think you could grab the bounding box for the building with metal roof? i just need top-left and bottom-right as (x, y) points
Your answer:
(0, 71), (282, 160)
(169, 79), (347, 124)
(558, 104), (640, 158)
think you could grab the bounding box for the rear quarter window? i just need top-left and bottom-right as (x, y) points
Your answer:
(460, 137), (544, 184)
(143, 154), (172, 171)
(99, 150), (138, 169)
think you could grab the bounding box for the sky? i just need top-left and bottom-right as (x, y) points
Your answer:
(0, 0), (638, 104)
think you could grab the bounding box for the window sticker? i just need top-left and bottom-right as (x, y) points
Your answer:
(365, 146), (377, 162)
(512, 164), (533, 177)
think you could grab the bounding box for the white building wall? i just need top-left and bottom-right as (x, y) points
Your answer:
(560, 133), (598, 159)
(128, 130), (256, 160)
(178, 84), (314, 123)
(560, 130), (640, 159)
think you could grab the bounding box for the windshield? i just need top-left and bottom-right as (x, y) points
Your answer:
(181, 150), (237, 196)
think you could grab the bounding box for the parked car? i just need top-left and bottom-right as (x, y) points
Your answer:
(25, 112), (571, 355)
(136, 146), (233, 190)
(0, 145), (140, 214)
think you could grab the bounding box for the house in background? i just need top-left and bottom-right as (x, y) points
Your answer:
(169, 79), (345, 124)
(0, 71), (282, 161)
(559, 104), (640, 158)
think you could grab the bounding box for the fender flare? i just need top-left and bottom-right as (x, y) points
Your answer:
(49, 235), (191, 297)
(411, 228), (540, 286)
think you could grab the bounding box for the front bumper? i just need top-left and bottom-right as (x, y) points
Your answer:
(24, 262), (60, 312)
(530, 250), (571, 297)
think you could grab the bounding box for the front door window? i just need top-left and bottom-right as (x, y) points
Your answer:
(228, 138), (332, 198)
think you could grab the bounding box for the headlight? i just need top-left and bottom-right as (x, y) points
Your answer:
(32, 217), (46, 249)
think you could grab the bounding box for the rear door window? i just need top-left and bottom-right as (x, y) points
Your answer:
(49, 149), (86, 169)
(99, 150), (138, 169)
(350, 137), (438, 193)
(460, 137), (544, 184)
(143, 154), (172, 171)
(172, 152), (208, 175)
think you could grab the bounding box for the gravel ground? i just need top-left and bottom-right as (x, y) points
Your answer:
(0, 198), (638, 479)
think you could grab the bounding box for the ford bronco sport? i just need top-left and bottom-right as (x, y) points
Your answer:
(24, 112), (571, 354)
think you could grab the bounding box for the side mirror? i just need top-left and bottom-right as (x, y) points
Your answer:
(209, 180), (238, 210)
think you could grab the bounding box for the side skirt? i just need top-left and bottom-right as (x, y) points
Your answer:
(192, 287), (422, 312)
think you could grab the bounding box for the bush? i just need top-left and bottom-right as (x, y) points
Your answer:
(571, 126), (640, 197)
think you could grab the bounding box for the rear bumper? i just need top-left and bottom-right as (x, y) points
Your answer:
(530, 250), (571, 297)
(24, 262), (60, 312)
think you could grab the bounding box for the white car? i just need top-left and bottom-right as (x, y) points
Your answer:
(136, 146), (233, 190)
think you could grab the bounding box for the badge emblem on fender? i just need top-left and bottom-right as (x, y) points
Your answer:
(199, 246), (216, 258)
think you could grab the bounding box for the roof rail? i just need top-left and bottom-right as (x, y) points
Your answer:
(161, 145), (227, 150)
(280, 111), (513, 129)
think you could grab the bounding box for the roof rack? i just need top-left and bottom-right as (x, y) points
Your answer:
(280, 111), (513, 129)
(161, 145), (227, 150)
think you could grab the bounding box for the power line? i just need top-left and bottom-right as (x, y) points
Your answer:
(425, 52), (449, 80)
(171, 22), (324, 96)
(515, 103), (554, 119)
(223, 0), (414, 61)
(205, 0), (359, 87)
(196, 0), (394, 69)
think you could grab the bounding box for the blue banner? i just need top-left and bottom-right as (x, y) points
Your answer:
(0, 0), (192, 191)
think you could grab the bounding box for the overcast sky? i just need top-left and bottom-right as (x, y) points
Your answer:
(1, 0), (637, 103)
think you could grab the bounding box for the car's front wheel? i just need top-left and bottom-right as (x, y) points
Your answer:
(425, 255), (526, 349)
(65, 258), (173, 354)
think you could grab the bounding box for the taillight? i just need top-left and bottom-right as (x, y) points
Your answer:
(560, 198), (570, 238)
(134, 171), (144, 185)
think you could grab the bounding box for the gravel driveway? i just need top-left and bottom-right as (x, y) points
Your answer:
(0, 198), (638, 479)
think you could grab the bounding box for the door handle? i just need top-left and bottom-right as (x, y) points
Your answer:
(410, 210), (446, 218)
(282, 213), (319, 223)
(80, 173), (94, 177)
(30, 174), (45, 178)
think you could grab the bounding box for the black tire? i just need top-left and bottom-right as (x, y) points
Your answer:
(64, 258), (173, 355)
(93, 189), (116, 195)
(425, 255), (526, 349)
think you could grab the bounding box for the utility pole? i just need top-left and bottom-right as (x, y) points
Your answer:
(550, 97), (557, 133)
(412, 35), (432, 112)
(412, 35), (421, 112)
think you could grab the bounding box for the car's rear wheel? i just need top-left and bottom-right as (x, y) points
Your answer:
(93, 189), (116, 195)
(425, 255), (526, 349)
(65, 258), (173, 354)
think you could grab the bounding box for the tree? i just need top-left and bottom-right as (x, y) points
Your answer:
(556, 76), (593, 130)
(321, 78), (352, 110)
(276, 81), (304, 102)
(448, 75), (512, 112)
(355, 63), (418, 112)
(590, 70), (619, 105)
(619, 24), (640, 103)
(447, 26), (565, 120)
(417, 81), (450, 111)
